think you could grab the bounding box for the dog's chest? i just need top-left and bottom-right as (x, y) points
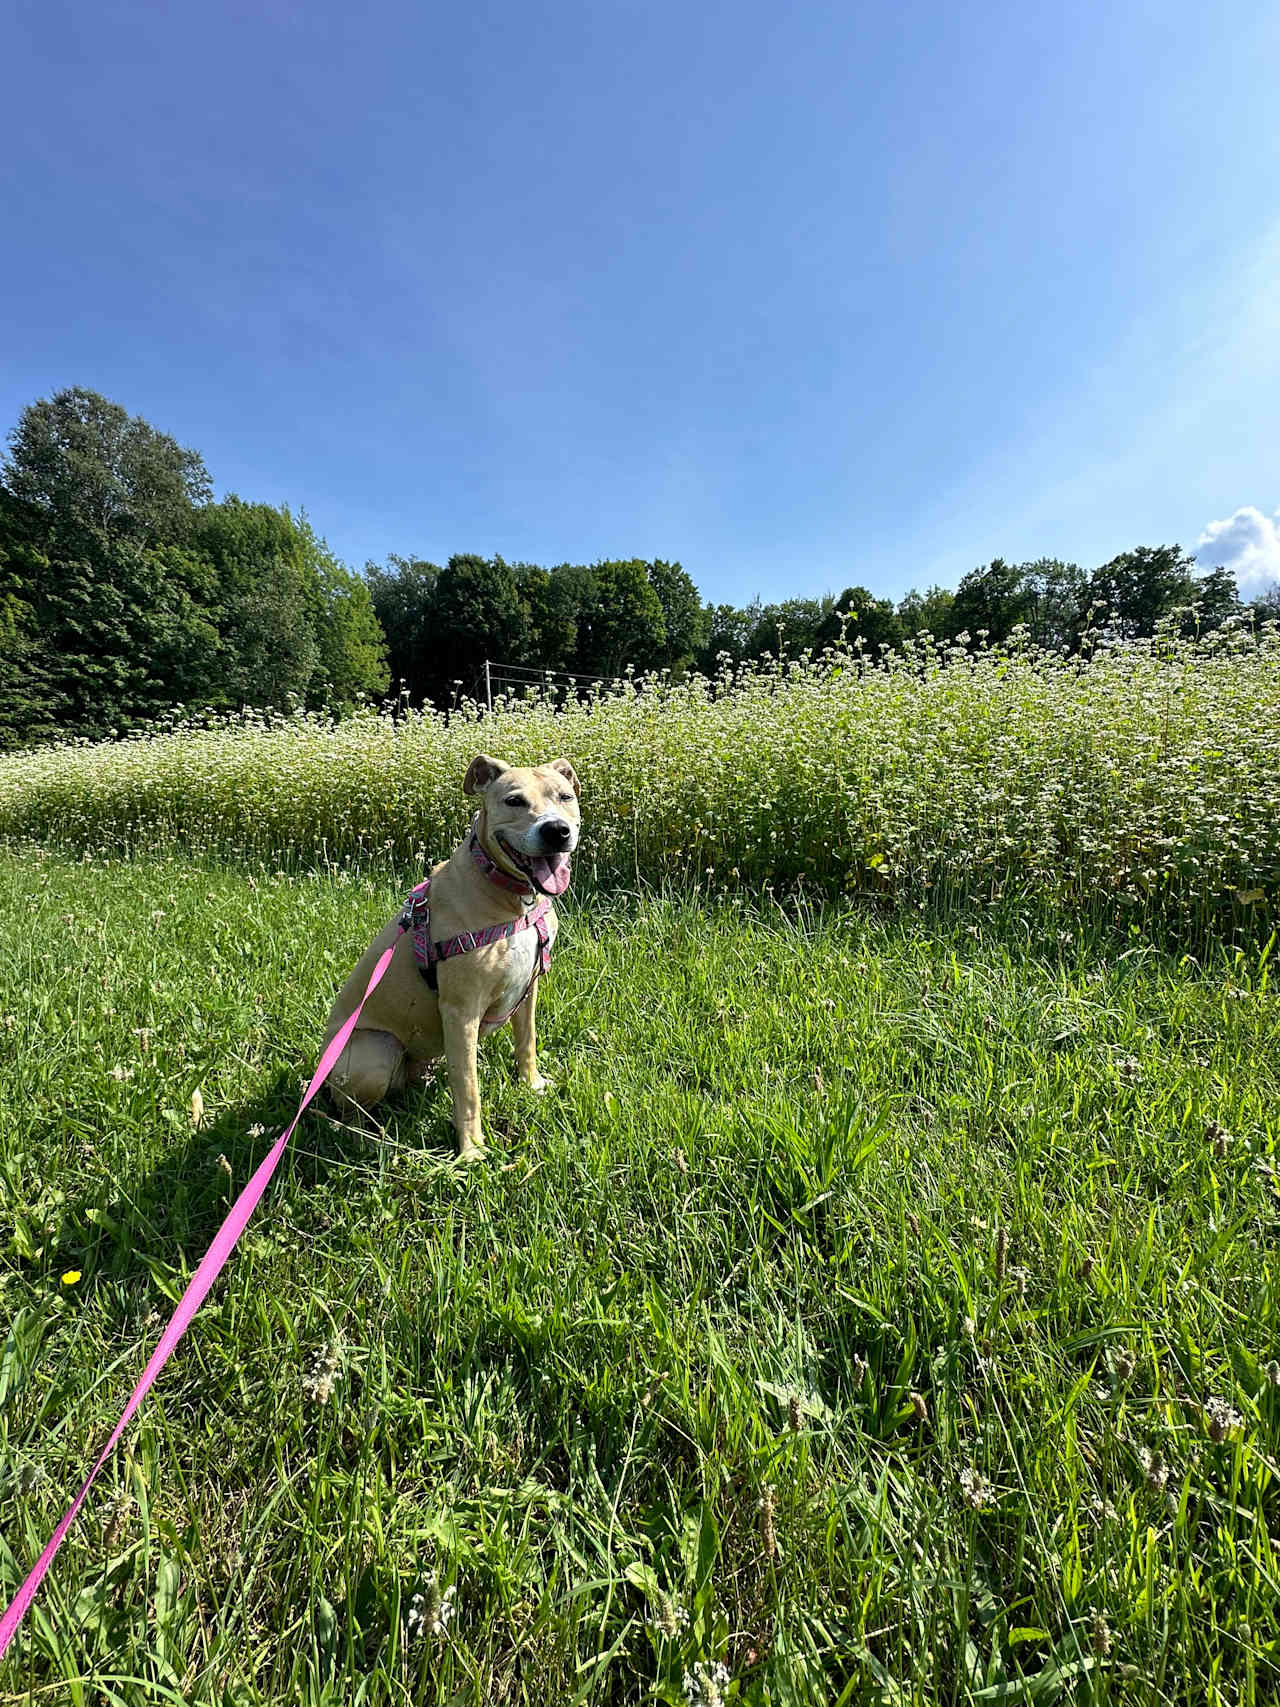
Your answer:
(483, 924), (541, 1027)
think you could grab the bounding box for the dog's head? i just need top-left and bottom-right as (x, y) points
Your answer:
(464, 753), (581, 896)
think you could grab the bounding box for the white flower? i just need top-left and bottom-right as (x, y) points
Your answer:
(1205, 1398), (1243, 1442)
(683, 1660), (731, 1707)
(406, 1577), (456, 1640)
(302, 1342), (341, 1406)
(959, 1466), (994, 1509)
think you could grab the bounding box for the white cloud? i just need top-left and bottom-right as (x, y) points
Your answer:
(1195, 505), (1280, 593)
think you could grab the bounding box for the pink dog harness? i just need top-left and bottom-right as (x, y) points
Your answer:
(400, 823), (553, 1022)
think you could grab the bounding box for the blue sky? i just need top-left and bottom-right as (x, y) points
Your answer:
(4, 0), (1278, 604)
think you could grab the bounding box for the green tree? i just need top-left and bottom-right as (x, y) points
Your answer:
(516, 564), (578, 673)
(366, 554), (442, 704)
(646, 559), (709, 673)
(950, 559), (1034, 646)
(193, 498), (322, 707)
(815, 586), (904, 657)
(1021, 558), (1090, 651)
(428, 554), (527, 701)
(1, 389), (222, 737)
(0, 492), (60, 744)
(745, 596), (834, 660)
(302, 523), (390, 710)
(696, 600), (759, 671)
(1187, 565), (1242, 634)
(574, 560), (667, 678)
(896, 584), (957, 640)
(1088, 545), (1198, 640)
(3, 386), (210, 544)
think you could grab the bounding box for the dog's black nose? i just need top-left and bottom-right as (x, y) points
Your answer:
(540, 818), (572, 849)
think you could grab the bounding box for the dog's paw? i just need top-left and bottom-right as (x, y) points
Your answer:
(455, 1135), (488, 1164)
(522, 1072), (552, 1095)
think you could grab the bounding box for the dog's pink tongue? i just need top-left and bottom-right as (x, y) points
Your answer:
(531, 852), (571, 894)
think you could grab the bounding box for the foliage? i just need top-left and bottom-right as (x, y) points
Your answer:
(0, 394), (388, 743)
(647, 558), (710, 672)
(745, 595), (836, 660)
(573, 559), (668, 679)
(3, 385), (211, 544)
(1087, 544), (1199, 641)
(518, 563), (579, 673)
(950, 558), (1035, 646)
(0, 388), (1267, 748)
(1021, 557), (1091, 651)
(815, 586), (904, 657)
(366, 554), (442, 704)
(427, 554), (528, 698)
(697, 600), (760, 670)
(897, 582), (957, 640)
(0, 854), (1276, 1702)
(1189, 565), (1244, 635)
(3, 627), (1277, 940)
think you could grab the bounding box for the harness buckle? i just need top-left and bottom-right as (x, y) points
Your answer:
(400, 878), (431, 936)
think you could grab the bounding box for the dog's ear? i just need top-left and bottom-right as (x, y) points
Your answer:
(548, 758), (580, 798)
(464, 753), (511, 795)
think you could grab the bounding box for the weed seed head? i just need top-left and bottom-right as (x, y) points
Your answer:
(406, 1576), (456, 1641)
(1205, 1397), (1243, 1442)
(1138, 1446), (1169, 1491)
(759, 1484), (777, 1559)
(959, 1466), (993, 1509)
(655, 1591), (689, 1639)
(302, 1341), (342, 1407)
(683, 1660), (731, 1707)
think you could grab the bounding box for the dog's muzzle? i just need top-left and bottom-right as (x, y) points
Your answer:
(497, 816), (577, 895)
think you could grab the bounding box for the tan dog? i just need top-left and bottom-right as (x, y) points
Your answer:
(323, 753), (581, 1160)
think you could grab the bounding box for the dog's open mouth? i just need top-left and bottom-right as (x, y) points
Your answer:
(497, 833), (572, 895)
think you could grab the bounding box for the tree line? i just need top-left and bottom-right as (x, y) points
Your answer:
(0, 389), (387, 747)
(1, 388), (1273, 748)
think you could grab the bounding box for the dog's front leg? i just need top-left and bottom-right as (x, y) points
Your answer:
(511, 980), (549, 1092)
(439, 1000), (486, 1161)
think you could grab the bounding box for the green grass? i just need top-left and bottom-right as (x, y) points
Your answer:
(1, 849), (1278, 1704)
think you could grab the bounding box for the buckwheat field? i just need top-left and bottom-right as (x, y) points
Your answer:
(1, 629), (1278, 1705)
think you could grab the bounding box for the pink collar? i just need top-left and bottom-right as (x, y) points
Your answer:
(469, 815), (535, 895)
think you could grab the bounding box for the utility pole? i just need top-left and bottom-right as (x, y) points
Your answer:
(484, 658), (492, 713)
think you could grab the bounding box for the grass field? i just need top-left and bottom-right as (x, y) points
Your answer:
(1, 847), (1278, 1704)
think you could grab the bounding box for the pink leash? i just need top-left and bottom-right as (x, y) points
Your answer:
(0, 929), (405, 1662)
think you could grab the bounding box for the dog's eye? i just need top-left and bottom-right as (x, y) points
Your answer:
(504, 795), (529, 809)
(558, 792), (574, 804)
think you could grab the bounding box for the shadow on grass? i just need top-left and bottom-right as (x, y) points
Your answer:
(38, 1063), (460, 1351)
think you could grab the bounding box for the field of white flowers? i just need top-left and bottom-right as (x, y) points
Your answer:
(4, 629), (1277, 931)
